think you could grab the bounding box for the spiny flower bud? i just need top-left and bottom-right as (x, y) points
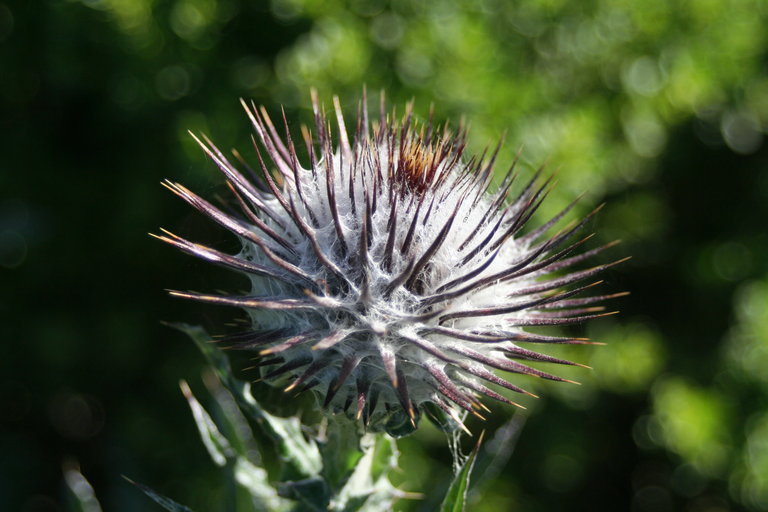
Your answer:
(155, 92), (626, 436)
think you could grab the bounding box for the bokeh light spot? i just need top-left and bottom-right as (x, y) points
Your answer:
(721, 110), (763, 155)
(0, 3), (13, 42)
(396, 50), (433, 86)
(623, 56), (664, 97)
(230, 56), (270, 92)
(0, 230), (27, 269)
(712, 241), (753, 282)
(671, 463), (707, 498)
(110, 73), (147, 110)
(370, 12), (404, 49)
(156, 65), (190, 101)
(541, 453), (582, 492)
(622, 108), (668, 158)
(724, 279), (768, 387)
(47, 393), (105, 441)
(633, 485), (674, 512)
(170, 0), (217, 44)
(652, 378), (731, 476)
(271, 0), (303, 22)
(591, 323), (665, 393)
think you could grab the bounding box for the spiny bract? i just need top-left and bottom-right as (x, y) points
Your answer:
(156, 92), (625, 437)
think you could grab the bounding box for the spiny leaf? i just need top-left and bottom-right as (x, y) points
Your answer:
(170, 323), (322, 478)
(320, 417), (365, 492)
(124, 477), (195, 512)
(332, 433), (401, 512)
(277, 478), (330, 512)
(181, 379), (233, 466)
(233, 458), (290, 512)
(368, 435), (397, 483)
(180, 378), (290, 511)
(439, 432), (484, 512)
(202, 370), (262, 464)
(351, 477), (414, 512)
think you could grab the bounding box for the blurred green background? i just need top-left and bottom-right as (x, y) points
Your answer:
(3, 0), (768, 510)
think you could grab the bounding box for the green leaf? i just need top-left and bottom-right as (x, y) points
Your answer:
(383, 409), (420, 438)
(199, 373), (270, 512)
(239, 381), (323, 479)
(368, 434), (397, 483)
(171, 323), (322, 478)
(180, 378), (291, 511)
(124, 477), (195, 512)
(233, 458), (291, 512)
(278, 478), (330, 511)
(331, 433), (400, 512)
(203, 369), (262, 464)
(180, 379), (233, 466)
(353, 480), (401, 512)
(320, 417), (364, 491)
(439, 432), (484, 512)
(63, 464), (102, 512)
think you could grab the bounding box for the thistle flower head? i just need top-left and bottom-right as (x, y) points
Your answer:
(156, 92), (625, 436)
